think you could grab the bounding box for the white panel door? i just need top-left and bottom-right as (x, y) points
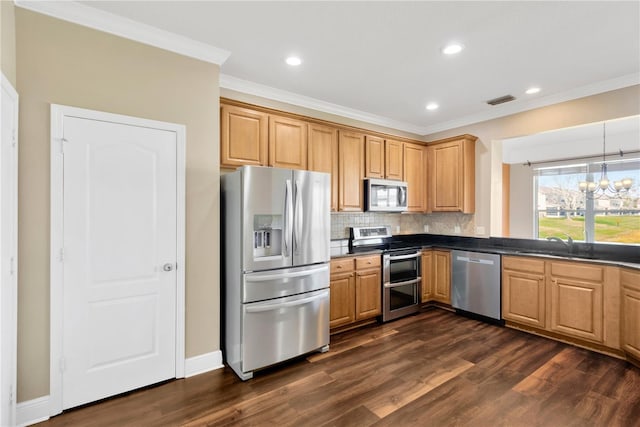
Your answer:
(1, 74), (18, 427)
(62, 116), (177, 410)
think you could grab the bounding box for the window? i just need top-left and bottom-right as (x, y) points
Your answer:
(534, 157), (640, 244)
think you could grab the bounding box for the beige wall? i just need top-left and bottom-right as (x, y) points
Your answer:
(425, 85), (640, 237)
(16, 9), (220, 402)
(1, 0), (17, 85)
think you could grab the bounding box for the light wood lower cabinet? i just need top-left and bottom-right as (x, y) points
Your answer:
(502, 256), (546, 328)
(432, 250), (451, 304)
(330, 255), (381, 329)
(421, 249), (451, 304)
(621, 269), (640, 360)
(421, 250), (433, 302)
(503, 256), (623, 351)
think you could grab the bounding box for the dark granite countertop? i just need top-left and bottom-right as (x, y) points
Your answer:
(331, 234), (640, 270)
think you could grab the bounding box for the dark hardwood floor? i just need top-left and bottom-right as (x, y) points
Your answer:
(37, 308), (640, 427)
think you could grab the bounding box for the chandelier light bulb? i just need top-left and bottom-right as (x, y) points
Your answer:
(614, 181), (623, 191)
(622, 178), (633, 189)
(587, 182), (597, 192)
(578, 181), (588, 192)
(599, 178), (610, 190)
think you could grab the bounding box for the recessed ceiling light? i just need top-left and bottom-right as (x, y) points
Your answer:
(442, 43), (463, 55)
(525, 87), (541, 95)
(426, 103), (439, 111)
(285, 56), (302, 66)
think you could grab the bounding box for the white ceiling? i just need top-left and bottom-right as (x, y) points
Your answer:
(69, 1), (640, 135)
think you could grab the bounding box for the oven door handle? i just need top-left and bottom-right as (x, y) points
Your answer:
(384, 277), (421, 288)
(387, 252), (421, 261)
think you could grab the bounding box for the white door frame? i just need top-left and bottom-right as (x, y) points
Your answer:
(49, 104), (186, 416)
(1, 72), (19, 427)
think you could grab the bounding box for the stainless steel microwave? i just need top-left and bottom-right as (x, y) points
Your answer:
(365, 178), (408, 212)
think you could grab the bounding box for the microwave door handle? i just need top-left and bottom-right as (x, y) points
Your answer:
(399, 186), (406, 207)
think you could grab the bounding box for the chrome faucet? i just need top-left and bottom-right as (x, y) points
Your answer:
(547, 235), (574, 252)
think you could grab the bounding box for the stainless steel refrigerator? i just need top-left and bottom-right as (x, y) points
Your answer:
(221, 166), (331, 380)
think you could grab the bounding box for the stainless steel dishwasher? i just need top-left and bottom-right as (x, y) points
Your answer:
(451, 250), (502, 321)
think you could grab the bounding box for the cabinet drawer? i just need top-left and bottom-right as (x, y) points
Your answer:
(331, 258), (355, 273)
(356, 255), (381, 270)
(550, 261), (604, 282)
(621, 269), (640, 292)
(503, 256), (545, 274)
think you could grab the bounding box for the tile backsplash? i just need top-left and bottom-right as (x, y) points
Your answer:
(331, 212), (475, 239)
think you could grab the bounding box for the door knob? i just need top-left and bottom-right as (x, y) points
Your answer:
(163, 263), (174, 272)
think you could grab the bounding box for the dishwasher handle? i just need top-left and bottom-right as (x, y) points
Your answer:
(455, 255), (495, 266)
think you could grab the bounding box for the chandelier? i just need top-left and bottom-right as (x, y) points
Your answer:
(578, 122), (633, 197)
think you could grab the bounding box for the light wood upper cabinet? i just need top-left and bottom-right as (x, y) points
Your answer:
(308, 123), (338, 211)
(268, 115), (308, 170)
(221, 104), (268, 168)
(403, 142), (427, 212)
(338, 131), (365, 211)
(421, 250), (433, 302)
(621, 269), (640, 360)
(365, 135), (385, 179)
(427, 135), (476, 213)
(431, 250), (451, 304)
(385, 139), (404, 181)
(502, 256), (546, 328)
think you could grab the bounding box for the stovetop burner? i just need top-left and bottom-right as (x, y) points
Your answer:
(348, 226), (420, 254)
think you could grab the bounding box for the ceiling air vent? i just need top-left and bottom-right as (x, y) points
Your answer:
(486, 95), (516, 106)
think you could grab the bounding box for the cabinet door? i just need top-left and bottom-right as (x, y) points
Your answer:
(365, 135), (385, 178)
(329, 272), (355, 328)
(268, 115), (308, 170)
(308, 123), (338, 211)
(432, 250), (451, 303)
(502, 269), (546, 328)
(385, 139), (403, 180)
(355, 268), (382, 320)
(428, 141), (461, 211)
(421, 250), (433, 302)
(621, 269), (640, 359)
(338, 131), (364, 211)
(549, 277), (603, 343)
(220, 104), (268, 168)
(427, 138), (475, 213)
(403, 142), (426, 212)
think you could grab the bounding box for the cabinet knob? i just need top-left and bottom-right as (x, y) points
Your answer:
(337, 265), (342, 269)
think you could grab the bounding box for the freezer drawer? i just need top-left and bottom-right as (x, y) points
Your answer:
(243, 264), (329, 303)
(242, 288), (329, 373)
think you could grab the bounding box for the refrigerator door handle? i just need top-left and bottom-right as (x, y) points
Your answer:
(284, 179), (293, 257)
(245, 291), (328, 313)
(294, 180), (302, 254)
(245, 265), (329, 282)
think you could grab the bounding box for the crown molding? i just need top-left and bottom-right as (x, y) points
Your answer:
(14, 0), (230, 65)
(421, 73), (640, 135)
(220, 74), (427, 135)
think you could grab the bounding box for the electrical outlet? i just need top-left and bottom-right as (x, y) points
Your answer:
(454, 225), (461, 234)
(423, 225), (429, 233)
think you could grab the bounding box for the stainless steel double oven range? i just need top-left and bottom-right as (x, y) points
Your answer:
(349, 226), (422, 322)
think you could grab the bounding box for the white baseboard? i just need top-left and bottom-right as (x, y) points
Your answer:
(14, 353), (223, 426)
(16, 395), (50, 427)
(185, 350), (224, 378)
